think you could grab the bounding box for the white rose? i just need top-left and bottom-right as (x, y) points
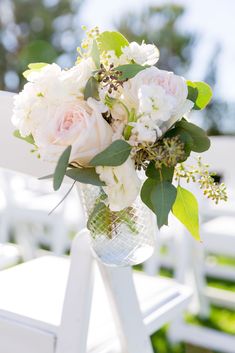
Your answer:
(121, 42), (159, 66)
(121, 66), (193, 143)
(96, 158), (141, 211)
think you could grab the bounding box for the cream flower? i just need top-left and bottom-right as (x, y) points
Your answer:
(121, 42), (159, 66)
(121, 66), (193, 143)
(96, 158), (141, 211)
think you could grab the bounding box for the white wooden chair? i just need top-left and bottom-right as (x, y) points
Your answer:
(0, 90), (193, 353)
(168, 137), (235, 353)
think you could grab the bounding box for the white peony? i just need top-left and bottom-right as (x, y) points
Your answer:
(121, 42), (159, 66)
(96, 158), (141, 211)
(121, 66), (193, 143)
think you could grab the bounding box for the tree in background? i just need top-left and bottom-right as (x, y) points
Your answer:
(116, 4), (195, 75)
(202, 45), (235, 135)
(0, 0), (83, 92)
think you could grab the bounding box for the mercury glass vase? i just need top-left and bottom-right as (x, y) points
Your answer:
(81, 184), (156, 267)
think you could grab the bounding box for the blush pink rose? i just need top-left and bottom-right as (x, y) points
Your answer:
(34, 98), (113, 166)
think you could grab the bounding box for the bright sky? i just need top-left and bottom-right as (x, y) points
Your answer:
(80, 0), (235, 102)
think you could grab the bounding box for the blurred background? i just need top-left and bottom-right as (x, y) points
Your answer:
(0, 1), (235, 352)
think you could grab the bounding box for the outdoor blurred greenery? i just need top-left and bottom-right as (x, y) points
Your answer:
(1, 2), (235, 352)
(0, 0), (83, 91)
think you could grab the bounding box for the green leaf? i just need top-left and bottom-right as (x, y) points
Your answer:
(140, 178), (155, 211)
(89, 140), (132, 167)
(187, 81), (212, 110)
(23, 62), (48, 79)
(146, 163), (174, 183)
(84, 77), (99, 100)
(172, 186), (200, 240)
(66, 167), (104, 186)
(176, 119), (210, 153)
(97, 31), (129, 57)
(141, 179), (177, 228)
(123, 108), (136, 140)
(152, 181), (177, 228)
(13, 130), (35, 145)
(90, 40), (100, 69)
(53, 145), (71, 191)
(115, 64), (146, 80)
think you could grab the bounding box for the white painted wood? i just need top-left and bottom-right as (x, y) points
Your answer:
(0, 317), (55, 353)
(202, 216), (235, 256)
(204, 263), (235, 281)
(0, 243), (20, 269)
(56, 230), (94, 353)
(99, 265), (154, 353)
(205, 287), (235, 309)
(0, 252), (192, 353)
(169, 322), (235, 353)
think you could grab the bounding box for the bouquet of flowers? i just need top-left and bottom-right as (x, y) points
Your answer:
(12, 28), (227, 265)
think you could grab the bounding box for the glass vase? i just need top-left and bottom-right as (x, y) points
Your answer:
(81, 184), (156, 267)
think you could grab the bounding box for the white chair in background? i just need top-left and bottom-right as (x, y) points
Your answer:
(0, 169), (71, 259)
(0, 90), (193, 353)
(194, 137), (235, 304)
(143, 136), (235, 353)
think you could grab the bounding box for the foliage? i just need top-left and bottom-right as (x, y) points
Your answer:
(175, 157), (228, 204)
(0, 0), (83, 92)
(201, 45), (235, 135)
(53, 145), (71, 191)
(90, 140), (132, 167)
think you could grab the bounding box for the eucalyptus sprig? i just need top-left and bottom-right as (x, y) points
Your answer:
(175, 157), (228, 204)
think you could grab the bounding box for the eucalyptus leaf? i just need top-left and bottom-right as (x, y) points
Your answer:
(89, 140), (132, 167)
(53, 145), (71, 191)
(140, 178), (155, 212)
(97, 31), (129, 57)
(13, 130), (35, 145)
(141, 179), (177, 228)
(66, 167), (105, 186)
(84, 77), (99, 100)
(172, 186), (200, 240)
(176, 119), (210, 153)
(91, 40), (100, 69)
(151, 181), (177, 228)
(187, 81), (212, 110)
(115, 64), (146, 80)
